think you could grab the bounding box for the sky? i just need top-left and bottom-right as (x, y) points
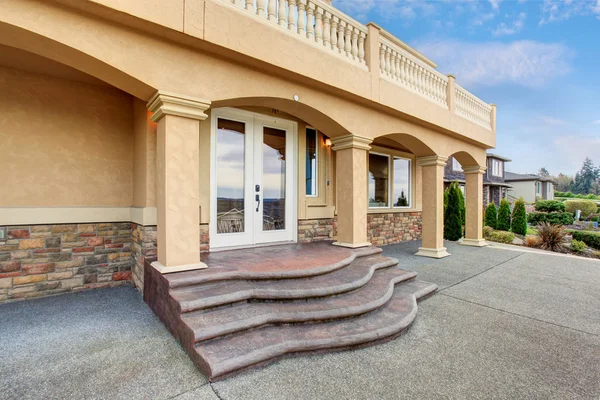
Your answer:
(332, 0), (600, 176)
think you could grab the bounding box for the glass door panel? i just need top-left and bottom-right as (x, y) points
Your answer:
(216, 118), (246, 234)
(261, 127), (287, 231)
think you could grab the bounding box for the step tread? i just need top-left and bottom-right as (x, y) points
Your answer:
(172, 254), (399, 312)
(167, 244), (382, 288)
(182, 267), (418, 342)
(195, 279), (437, 379)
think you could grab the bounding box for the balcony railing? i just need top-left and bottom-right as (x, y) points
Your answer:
(221, 0), (494, 131)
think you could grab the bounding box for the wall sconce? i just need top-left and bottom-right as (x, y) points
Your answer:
(325, 138), (332, 147)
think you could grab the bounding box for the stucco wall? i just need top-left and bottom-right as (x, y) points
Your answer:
(0, 65), (134, 207)
(508, 181), (536, 203)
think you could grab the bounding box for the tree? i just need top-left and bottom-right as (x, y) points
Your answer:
(497, 198), (512, 231)
(511, 197), (528, 235)
(555, 173), (574, 193)
(444, 182), (463, 241)
(485, 202), (497, 229)
(538, 167), (550, 177)
(396, 190), (408, 207)
(572, 157), (599, 195)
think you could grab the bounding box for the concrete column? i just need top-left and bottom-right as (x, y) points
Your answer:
(365, 23), (381, 100)
(147, 91), (211, 272)
(416, 155), (450, 258)
(446, 74), (456, 114)
(331, 134), (373, 248)
(461, 166), (487, 247)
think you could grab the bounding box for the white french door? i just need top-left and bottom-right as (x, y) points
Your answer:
(210, 108), (297, 249)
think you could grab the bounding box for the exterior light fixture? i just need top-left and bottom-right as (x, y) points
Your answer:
(325, 138), (332, 147)
(293, 95), (299, 101)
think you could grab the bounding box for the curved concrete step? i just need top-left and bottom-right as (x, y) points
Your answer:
(195, 279), (438, 380)
(172, 254), (398, 313)
(182, 267), (418, 342)
(167, 244), (382, 288)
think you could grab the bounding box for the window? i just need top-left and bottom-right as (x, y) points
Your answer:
(305, 128), (318, 196)
(393, 157), (411, 208)
(368, 153), (389, 208)
(452, 157), (463, 172)
(369, 152), (412, 209)
(492, 159), (503, 177)
(536, 182), (542, 196)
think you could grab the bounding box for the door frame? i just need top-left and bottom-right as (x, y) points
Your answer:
(209, 107), (298, 249)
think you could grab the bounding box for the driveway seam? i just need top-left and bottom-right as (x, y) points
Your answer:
(165, 383), (212, 400)
(438, 252), (525, 293)
(210, 382), (225, 400)
(439, 292), (599, 337)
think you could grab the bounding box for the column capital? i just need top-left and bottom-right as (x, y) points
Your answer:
(330, 134), (373, 151)
(462, 165), (487, 175)
(147, 91), (211, 123)
(417, 155), (448, 167)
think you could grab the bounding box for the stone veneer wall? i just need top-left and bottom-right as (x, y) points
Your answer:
(0, 223), (133, 302)
(298, 218), (337, 243)
(367, 212), (422, 246)
(131, 224), (210, 289)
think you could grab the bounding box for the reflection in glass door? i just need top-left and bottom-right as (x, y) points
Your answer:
(261, 127), (286, 232)
(211, 108), (296, 249)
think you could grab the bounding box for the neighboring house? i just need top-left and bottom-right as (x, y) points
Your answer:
(0, 0), (498, 379)
(505, 172), (556, 203)
(445, 153), (512, 207)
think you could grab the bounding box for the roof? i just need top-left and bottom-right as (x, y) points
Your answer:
(504, 171), (556, 184)
(486, 153), (512, 162)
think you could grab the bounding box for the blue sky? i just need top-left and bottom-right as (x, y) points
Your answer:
(332, 0), (600, 176)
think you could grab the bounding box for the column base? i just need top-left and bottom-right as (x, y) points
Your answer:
(459, 238), (487, 247)
(151, 260), (208, 274)
(332, 241), (372, 249)
(415, 247), (451, 259)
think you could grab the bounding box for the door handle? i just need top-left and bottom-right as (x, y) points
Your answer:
(255, 193), (260, 212)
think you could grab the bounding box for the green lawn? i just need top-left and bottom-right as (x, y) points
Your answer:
(526, 227), (538, 235)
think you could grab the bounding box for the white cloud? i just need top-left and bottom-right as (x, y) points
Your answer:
(593, 120), (600, 124)
(538, 115), (567, 125)
(493, 12), (526, 36)
(489, 0), (502, 10)
(414, 39), (572, 88)
(540, 0), (600, 24)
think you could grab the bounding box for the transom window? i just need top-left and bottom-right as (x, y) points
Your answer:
(368, 152), (412, 209)
(492, 159), (503, 177)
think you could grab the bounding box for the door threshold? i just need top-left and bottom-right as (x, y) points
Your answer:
(209, 241), (297, 252)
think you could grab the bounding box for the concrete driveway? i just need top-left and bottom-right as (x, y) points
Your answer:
(1, 242), (599, 400)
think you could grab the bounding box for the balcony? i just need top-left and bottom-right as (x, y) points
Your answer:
(216, 0), (495, 137)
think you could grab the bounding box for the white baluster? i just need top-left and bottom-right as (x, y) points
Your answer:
(394, 53), (400, 80)
(385, 47), (391, 76)
(256, 0), (266, 16)
(306, 2), (315, 40)
(330, 16), (338, 51)
(408, 60), (415, 87)
(245, 0), (255, 13)
(344, 24), (352, 57)
(358, 32), (366, 64)
(416, 66), (423, 92)
(297, 0), (306, 35)
(351, 28), (359, 60)
(278, 0), (287, 26)
(380, 45), (386, 74)
(390, 50), (396, 79)
(268, 0), (277, 21)
(234, 0), (244, 7)
(323, 11), (331, 47)
(337, 20), (345, 54)
(287, 0), (297, 31)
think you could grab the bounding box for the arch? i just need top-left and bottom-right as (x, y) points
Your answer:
(371, 133), (437, 157)
(449, 151), (480, 168)
(212, 97), (351, 137)
(0, 22), (156, 100)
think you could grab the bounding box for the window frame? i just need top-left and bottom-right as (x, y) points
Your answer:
(367, 146), (415, 211)
(492, 159), (503, 177)
(305, 127), (319, 197)
(368, 151), (392, 209)
(452, 157), (463, 172)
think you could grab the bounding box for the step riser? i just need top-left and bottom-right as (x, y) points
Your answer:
(200, 286), (436, 380)
(177, 258), (399, 313)
(191, 272), (418, 342)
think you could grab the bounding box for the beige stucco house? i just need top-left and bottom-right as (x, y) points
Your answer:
(0, 0), (496, 302)
(506, 172), (556, 203)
